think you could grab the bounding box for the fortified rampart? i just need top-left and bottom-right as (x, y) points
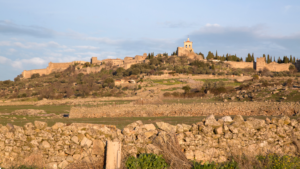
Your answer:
(256, 57), (292, 72)
(225, 61), (253, 69)
(0, 115), (299, 168)
(22, 62), (78, 79)
(69, 102), (300, 118)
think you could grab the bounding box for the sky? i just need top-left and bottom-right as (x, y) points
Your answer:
(0, 0), (300, 80)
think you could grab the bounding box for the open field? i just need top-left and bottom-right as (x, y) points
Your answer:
(0, 114), (298, 129)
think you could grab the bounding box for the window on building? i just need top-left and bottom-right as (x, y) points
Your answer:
(185, 45), (187, 48)
(189, 45), (191, 48)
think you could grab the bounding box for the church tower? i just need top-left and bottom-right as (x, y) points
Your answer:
(183, 38), (193, 52)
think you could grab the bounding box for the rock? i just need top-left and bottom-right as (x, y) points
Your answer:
(233, 115), (244, 122)
(80, 137), (92, 148)
(58, 160), (69, 169)
(42, 141), (51, 149)
(71, 136), (79, 144)
(205, 115), (221, 128)
(34, 121), (47, 129)
(46, 162), (58, 169)
(143, 130), (158, 138)
(185, 150), (194, 160)
(247, 118), (266, 130)
(143, 124), (156, 131)
(182, 124), (192, 132)
(66, 156), (74, 163)
(214, 127), (223, 134)
(52, 122), (65, 130)
(156, 122), (176, 133)
(92, 140), (104, 155)
(221, 116), (233, 123)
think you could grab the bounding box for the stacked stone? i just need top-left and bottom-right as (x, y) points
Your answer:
(0, 115), (300, 168)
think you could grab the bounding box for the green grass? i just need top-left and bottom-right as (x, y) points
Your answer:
(151, 79), (184, 85)
(195, 79), (229, 82)
(161, 87), (181, 91)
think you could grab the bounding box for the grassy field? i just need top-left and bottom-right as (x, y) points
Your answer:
(151, 79), (184, 85)
(161, 87), (181, 91)
(0, 114), (297, 129)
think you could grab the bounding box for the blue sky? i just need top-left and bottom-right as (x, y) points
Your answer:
(0, 0), (300, 80)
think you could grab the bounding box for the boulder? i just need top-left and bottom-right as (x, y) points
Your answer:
(34, 121), (47, 130)
(143, 124), (156, 131)
(221, 116), (233, 123)
(205, 115), (221, 128)
(247, 118), (266, 130)
(156, 122), (176, 133)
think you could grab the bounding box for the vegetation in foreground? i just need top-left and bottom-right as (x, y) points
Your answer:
(125, 153), (300, 169)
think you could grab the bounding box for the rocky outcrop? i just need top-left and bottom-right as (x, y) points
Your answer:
(0, 115), (300, 168)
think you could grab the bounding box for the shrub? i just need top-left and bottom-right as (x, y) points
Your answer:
(126, 154), (168, 169)
(172, 92), (180, 97)
(163, 92), (171, 97)
(252, 74), (259, 80)
(54, 73), (61, 78)
(103, 78), (115, 88)
(31, 73), (40, 79)
(182, 85), (191, 93)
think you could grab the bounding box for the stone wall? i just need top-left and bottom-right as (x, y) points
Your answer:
(225, 61), (254, 69)
(22, 62), (73, 79)
(256, 57), (292, 72)
(0, 115), (300, 168)
(69, 102), (300, 118)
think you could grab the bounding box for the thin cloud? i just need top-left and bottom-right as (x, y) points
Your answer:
(0, 20), (55, 38)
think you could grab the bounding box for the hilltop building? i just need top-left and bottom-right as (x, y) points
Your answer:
(21, 38), (299, 79)
(177, 38), (204, 60)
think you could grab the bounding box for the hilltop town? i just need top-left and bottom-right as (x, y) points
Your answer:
(21, 38), (300, 79)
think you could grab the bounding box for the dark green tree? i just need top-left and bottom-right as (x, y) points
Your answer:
(206, 51), (214, 60)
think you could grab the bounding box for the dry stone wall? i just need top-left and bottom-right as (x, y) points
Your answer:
(0, 115), (300, 169)
(69, 102), (300, 118)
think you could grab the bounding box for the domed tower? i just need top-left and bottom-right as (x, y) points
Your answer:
(184, 38), (193, 52)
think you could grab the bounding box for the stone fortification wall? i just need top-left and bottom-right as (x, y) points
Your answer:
(22, 62), (73, 79)
(0, 115), (300, 168)
(225, 61), (253, 69)
(22, 68), (50, 79)
(75, 66), (105, 74)
(264, 62), (291, 72)
(69, 102), (300, 118)
(256, 57), (292, 72)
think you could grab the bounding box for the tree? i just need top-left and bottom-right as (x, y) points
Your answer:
(206, 51), (214, 60)
(277, 57), (282, 63)
(283, 56), (289, 63)
(267, 54), (271, 63)
(293, 57), (296, 63)
(246, 53), (253, 62)
(211, 63), (215, 70)
(290, 55), (293, 63)
(182, 85), (191, 93)
(215, 50), (218, 59)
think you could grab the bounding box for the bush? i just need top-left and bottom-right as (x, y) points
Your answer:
(31, 73), (40, 79)
(54, 73), (61, 78)
(126, 154), (168, 169)
(163, 92), (171, 97)
(192, 159), (238, 169)
(252, 74), (259, 80)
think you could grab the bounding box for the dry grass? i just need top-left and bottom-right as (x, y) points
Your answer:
(152, 133), (192, 169)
